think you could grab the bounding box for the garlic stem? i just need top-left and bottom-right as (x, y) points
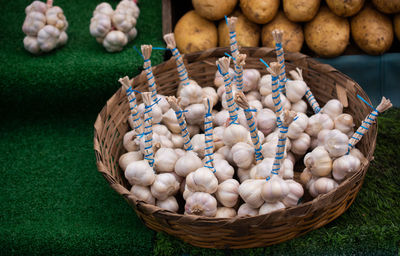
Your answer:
(272, 29), (287, 94)
(163, 33), (190, 86)
(203, 98), (215, 172)
(305, 87), (321, 114)
(119, 76), (142, 134)
(141, 45), (158, 102)
(227, 17), (245, 92)
(142, 92), (155, 168)
(270, 62), (284, 126)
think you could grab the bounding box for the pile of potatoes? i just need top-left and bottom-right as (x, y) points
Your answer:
(174, 0), (400, 57)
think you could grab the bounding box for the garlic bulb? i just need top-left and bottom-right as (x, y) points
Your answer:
(222, 124), (249, 147)
(305, 113), (334, 137)
(281, 159), (294, 179)
(334, 114), (354, 136)
(332, 154), (361, 181)
(349, 148), (368, 165)
(186, 167), (218, 193)
(291, 100), (308, 113)
(261, 140), (287, 159)
(174, 151), (203, 177)
(215, 179), (239, 208)
(125, 160), (155, 186)
(178, 81), (203, 107)
(316, 129), (331, 147)
(112, 9), (136, 33)
(183, 184), (195, 200)
(156, 196), (179, 213)
(213, 158), (234, 183)
(126, 26), (138, 42)
(213, 126), (225, 150)
(215, 207), (236, 218)
(151, 173), (180, 200)
(90, 14), (112, 38)
(250, 158), (273, 179)
(184, 104), (206, 125)
(23, 11), (46, 36)
(93, 2), (114, 17)
(46, 6), (67, 31)
(116, 0), (140, 19)
(288, 113), (309, 139)
(216, 146), (234, 166)
(259, 74), (272, 96)
(323, 129), (349, 158)
(37, 25), (60, 52)
(130, 185), (155, 205)
(246, 90), (262, 101)
(154, 148), (178, 173)
(242, 69), (261, 92)
(291, 133), (311, 155)
(57, 31), (67, 47)
(261, 176), (290, 203)
(264, 130), (292, 151)
(239, 179), (266, 208)
(25, 1), (47, 14)
(322, 99), (343, 120)
(185, 192), (217, 217)
(237, 203), (258, 217)
(202, 87), (218, 107)
(214, 109), (229, 127)
(171, 134), (184, 148)
(119, 151), (143, 171)
(231, 142), (254, 169)
(285, 79), (308, 103)
(152, 124), (172, 139)
(262, 93), (291, 111)
(259, 201), (285, 215)
(123, 130), (139, 152)
(191, 134), (205, 158)
(256, 108), (277, 135)
(282, 180), (304, 207)
(286, 151), (296, 165)
(214, 68), (234, 87)
(248, 100), (263, 113)
(23, 36), (41, 54)
(309, 177), (338, 197)
(103, 30), (128, 52)
(304, 146), (332, 177)
(174, 148), (186, 158)
(162, 109), (180, 134)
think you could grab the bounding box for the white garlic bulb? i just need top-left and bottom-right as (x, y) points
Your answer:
(250, 158), (273, 179)
(102, 30), (128, 52)
(123, 130), (140, 152)
(156, 196), (179, 212)
(239, 179), (266, 208)
(256, 108), (277, 135)
(242, 69), (261, 92)
(261, 140), (287, 159)
(262, 93), (291, 111)
(184, 104), (206, 125)
(25, 1), (47, 15)
(248, 100), (263, 113)
(213, 126), (225, 150)
(215, 207), (237, 218)
(126, 26), (138, 42)
(322, 99), (343, 120)
(246, 90), (262, 101)
(216, 146), (234, 166)
(334, 113), (354, 136)
(214, 109), (229, 127)
(185, 192), (217, 217)
(231, 142), (254, 169)
(291, 100), (308, 113)
(186, 167), (218, 193)
(112, 9), (136, 33)
(286, 151), (296, 165)
(162, 109), (180, 134)
(282, 180), (304, 207)
(130, 185), (155, 205)
(281, 159), (294, 179)
(150, 173), (180, 200)
(213, 158), (234, 183)
(90, 14), (111, 38)
(288, 113), (309, 139)
(183, 184), (194, 200)
(323, 129), (349, 158)
(237, 166), (251, 183)
(214, 68), (234, 87)
(191, 134), (205, 158)
(202, 87), (218, 107)
(23, 11), (46, 36)
(175, 148), (186, 159)
(46, 6), (67, 31)
(349, 148), (368, 165)
(93, 2), (114, 17)
(237, 203), (259, 217)
(174, 151), (203, 177)
(304, 146), (332, 177)
(178, 81), (203, 107)
(305, 113), (334, 137)
(222, 124), (249, 147)
(259, 74), (272, 96)
(215, 179), (239, 208)
(37, 25), (60, 52)
(154, 148), (178, 173)
(261, 176), (290, 203)
(285, 79), (308, 103)
(309, 177), (338, 197)
(23, 36), (41, 54)
(316, 129), (331, 147)
(152, 124), (172, 139)
(125, 160), (155, 186)
(119, 151), (143, 171)
(332, 154), (361, 181)
(57, 31), (68, 47)
(171, 134), (184, 148)
(116, 0), (140, 19)
(259, 201), (285, 215)
(291, 133), (311, 156)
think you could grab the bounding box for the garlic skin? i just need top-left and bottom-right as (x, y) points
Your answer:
(291, 133), (311, 156)
(259, 74), (272, 96)
(112, 9), (136, 33)
(183, 184), (195, 200)
(248, 100), (263, 113)
(285, 80), (308, 103)
(125, 26), (138, 42)
(215, 207), (237, 218)
(281, 159), (294, 179)
(291, 100), (308, 113)
(119, 151), (143, 171)
(242, 69), (261, 92)
(222, 124), (249, 147)
(239, 179), (266, 208)
(261, 176), (290, 203)
(305, 113), (334, 137)
(316, 129), (331, 147)
(304, 146), (332, 177)
(256, 108), (277, 135)
(153, 124), (172, 139)
(125, 160), (155, 186)
(288, 113), (309, 139)
(130, 185), (155, 205)
(90, 14), (111, 38)
(322, 99), (343, 120)
(171, 134), (184, 148)
(184, 104), (206, 125)
(250, 158), (273, 179)
(191, 134), (205, 158)
(237, 203), (259, 217)
(231, 142), (255, 169)
(25, 1), (47, 15)
(216, 146), (235, 166)
(186, 167), (218, 193)
(57, 31), (68, 47)
(185, 192), (217, 217)
(175, 148), (186, 158)
(310, 177), (339, 197)
(246, 90), (262, 101)
(334, 113), (354, 136)
(178, 81), (203, 107)
(154, 148), (178, 173)
(102, 30), (128, 52)
(263, 93), (291, 111)
(286, 151), (296, 165)
(214, 68), (234, 87)
(237, 167), (251, 183)
(202, 87), (218, 107)
(123, 130), (140, 152)
(332, 154), (361, 181)
(215, 179), (239, 208)
(93, 2), (114, 17)
(213, 158), (235, 183)
(37, 25), (60, 52)
(174, 151), (203, 177)
(214, 109), (229, 127)
(213, 126), (225, 150)
(162, 109), (180, 134)
(116, 0), (140, 19)
(23, 36), (41, 54)
(282, 180), (304, 207)
(323, 129), (349, 158)
(156, 196), (179, 213)
(259, 201), (285, 215)
(150, 173), (180, 200)
(23, 11), (46, 36)
(46, 6), (67, 31)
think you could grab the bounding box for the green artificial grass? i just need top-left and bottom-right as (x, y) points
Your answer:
(1, 109), (399, 255)
(0, 0), (164, 113)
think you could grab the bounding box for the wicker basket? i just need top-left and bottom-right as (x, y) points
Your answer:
(93, 47), (377, 249)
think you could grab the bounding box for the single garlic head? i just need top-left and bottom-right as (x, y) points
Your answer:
(309, 177), (338, 197)
(246, 90), (262, 101)
(102, 30), (128, 52)
(263, 93), (291, 111)
(259, 74), (272, 96)
(304, 146), (332, 177)
(261, 176), (290, 203)
(150, 173), (180, 200)
(184, 103), (206, 125)
(291, 133), (311, 156)
(213, 158), (234, 183)
(22, 11), (46, 36)
(171, 134), (184, 148)
(237, 203), (259, 217)
(25, 1), (47, 15)
(323, 129), (349, 158)
(259, 201), (285, 215)
(116, 0), (140, 19)
(123, 130), (140, 152)
(332, 154), (361, 181)
(93, 2), (114, 18)
(90, 14), (111, 38)
(216, 146), (234, 166)
(23, 36), (41, 54)
(152, 124), (172, 139)
(156, 196), (179, 213)
(174, 151), (203, 177)
(202, 87), (218, 107)
(162, 109), (180, 134)
(119, 151), (143, 171)
(46, 6), (68, 31)
(213, 126), (225, 150)
(215, 179), (239, 208)
(178, 81), (203, 107)
(214, 109), (229, 127)
(191, 134), (205, 158)
(334, 113), (354, 136)
(285, 80), (308, 103)
(231, 142), (255, 169)
(282, 180), (304, 207)
(125, 160), (155, 186)
(250, 158), (273, 179)
(316, 129), (331, 148)
(239, 179), (266, 208)
(305, 113), (334, 137)
(222, 124), (249, 147)
(154, 148), (178, 173)
(248, 100), (263, 113)
(288, 113), (309, 139)
(291, 100), (308, 113)
(185, 192), (217, 217)
(130, 185), (155, 205)
(256, 108), (277, 135)
(322, 99), (343, 119)
(37, 25), (60, 52)
(186, 167), (218, 193)
(281, 159), (294, 179)
(242, 69), (261, 92)
(112, 9), (136, 33)
(215, 207), (236, 218)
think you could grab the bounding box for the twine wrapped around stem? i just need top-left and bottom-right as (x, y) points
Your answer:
(217, 56), (239, 124)
(272, 29), (287, 94)
(166, 96), (193, 151)
(142, 92), (155, 168)
(227, 17), (245, 92)
(119, 76), (142, 134)
(203, 98), (216, 172)
(305, 87), (321, 113)
(141, 45), (158, 102)
(270, 62), (284, 127)
(348, 96), (392, 150)
(163, 33), (190, 86)
(235, 92), (263, 163)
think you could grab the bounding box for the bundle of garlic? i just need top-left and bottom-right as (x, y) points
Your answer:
(90, 0), (139, 52)
(23, 0), (68, 54)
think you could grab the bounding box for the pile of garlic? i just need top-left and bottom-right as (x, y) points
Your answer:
(23, 0), (68, 54)
(90, 0), (139, 52)
(117, 26), (391, 219)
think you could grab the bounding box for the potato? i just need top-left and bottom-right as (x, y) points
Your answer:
(325, 0), (364, 17)
(192, 0), (238, 21)
(218, 10), (260, 47)
(174, 11), (218, 54)
(351, 5), (393, 55)
(261, 11), (303, 52)
(372, 0), (400, 14)
(395, 15), (400, 42)
(283, 0), (320, 22)
(304, 6), (349, 57)
(239, 0), (280, 24)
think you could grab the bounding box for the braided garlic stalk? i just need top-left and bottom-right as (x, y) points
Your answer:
(203, 98), (215, 171)
(119, 76), (142, 134)
(227, 17), (245, 92)
(141, 45), (158, 102)
(142, 92), (155, 168)
(270, 62), (285, 127)
(272, 29), (288, 94)
(163, 33), (190, 86)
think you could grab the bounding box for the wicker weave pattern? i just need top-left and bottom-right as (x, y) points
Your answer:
(94, 47), (377, 249)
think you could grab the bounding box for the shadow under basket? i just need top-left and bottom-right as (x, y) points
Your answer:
(93, 47), (377, 249)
